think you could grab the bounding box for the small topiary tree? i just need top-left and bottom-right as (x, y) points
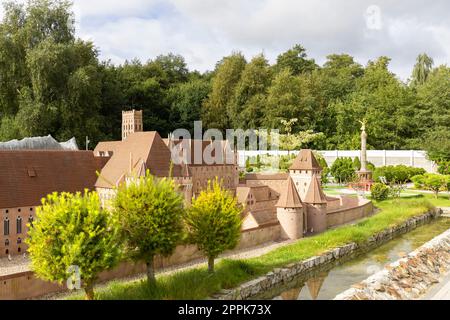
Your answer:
(112, 171), (185, 284)
(353, 157), (361, 171)
(411, 173), (446, 198)
(185, 179), (242, 273)
(27, 191), (121, 300)
(370, 183), (390, 201)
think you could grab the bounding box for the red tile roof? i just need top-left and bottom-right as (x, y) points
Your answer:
(304, 175), (327, 204)
(0, 150), (108, 208)
(95, 132), (183, 188)
(290, 149), (322, 171)
(276, 176), (303, 208)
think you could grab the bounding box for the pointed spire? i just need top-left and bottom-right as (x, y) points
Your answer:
(289, 149), (322, 171)
(306, 273), (328, 300)
(276, 177), (303, 208)
(304, 175), (327, 204)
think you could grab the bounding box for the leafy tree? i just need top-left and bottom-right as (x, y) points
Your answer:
(411, 173), (446, 198)
(202, 52), (247, 131)
(314, 152), (330, 184)
(185, 179), (242, 273)
(27, 191), (121, 300)
(228, 54), (271, 128)
(410, 53), (434, 87)
(273, 44), (316, 75)
(167, 78), (211, 132)
(370, 183), (390, 201)
(0, 0), (104, 147)
(330, 157), (356, 184)
(112, 172), (185, 284)
(353, 157), (361, 171)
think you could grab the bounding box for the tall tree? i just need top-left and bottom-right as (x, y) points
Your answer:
(112, 172), (185, 284)
(273, 44), (316, 75)
(410, 53), (434, 87)
(228, 54), (271, 128)
(202, 52), (247, 131)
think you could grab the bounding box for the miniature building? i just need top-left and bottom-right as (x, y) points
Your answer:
(289, 149), (323, 199)
(0, 151), (108, 258)
(356, 121), (373, 191)
(122, 110), (143, 140)
(303, 175), (328, 234)
(275, 177), (305, 240)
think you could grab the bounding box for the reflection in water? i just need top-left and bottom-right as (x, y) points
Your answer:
(272, 217), (450, 300)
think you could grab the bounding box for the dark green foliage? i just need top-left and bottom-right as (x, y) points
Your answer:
(330, 157), (356, 184)
(373, 165), (426, 184)
(370, 183), (390, 201)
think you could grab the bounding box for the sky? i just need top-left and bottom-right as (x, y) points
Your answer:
(2, 0), (450, 81)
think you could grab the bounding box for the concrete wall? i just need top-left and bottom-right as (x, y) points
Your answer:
(238, 150), (437, 173)
(0, 223), (281, 300)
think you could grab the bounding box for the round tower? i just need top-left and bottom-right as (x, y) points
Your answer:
(304, 174), (328, 234)
(276, 177), (305, 240)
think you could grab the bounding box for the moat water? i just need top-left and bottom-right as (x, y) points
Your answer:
(258, 217), (450, 300)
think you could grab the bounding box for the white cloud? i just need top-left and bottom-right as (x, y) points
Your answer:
(1, 0), (449, 79)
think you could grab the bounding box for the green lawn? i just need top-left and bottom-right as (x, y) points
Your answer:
(66, 197), (443, 300)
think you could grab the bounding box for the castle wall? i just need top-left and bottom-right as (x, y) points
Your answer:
(326, 200), (373, 228)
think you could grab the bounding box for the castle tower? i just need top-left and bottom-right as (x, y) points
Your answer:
(276, 177), (305, 240)
(122, 110), (143, 140)
(303, 175), (328, 234)
(289, 149), (323, 201)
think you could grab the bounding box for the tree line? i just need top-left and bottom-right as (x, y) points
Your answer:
(0, 0), (449, 164)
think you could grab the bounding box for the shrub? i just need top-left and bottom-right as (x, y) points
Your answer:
(185, 179), (242, 273)
(373, 165), (425, 184)
(370, 183), (390, 201)
(330, 157), (356, 184)
(410, 173), (447, 198)
(112, 171), (185, 284)
(27, 191), (121, 300)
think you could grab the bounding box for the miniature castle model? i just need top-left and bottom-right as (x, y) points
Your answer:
(0, 110), (373, 258)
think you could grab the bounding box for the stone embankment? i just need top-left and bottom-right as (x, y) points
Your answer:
(334, 225), (450, 300)
(212, 208), (442, 300)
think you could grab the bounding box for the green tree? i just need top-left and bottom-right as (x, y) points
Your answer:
(353, 157), (361, 171)
(112, 172), (185, 284)
(167, 78), (211, 132)
(273, 44), (316, 75)
(0, 0), (104, 147)
(412, 173), (446, 198)
(228, 54), (271, 128)
(410, 53), (434, 87)
(185, 179), (242, 273)
(27, 191), (121, 300)
(202, 52), (247, 131)
(330, 157), (356, 184)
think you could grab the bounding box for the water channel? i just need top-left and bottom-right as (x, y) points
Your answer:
(257, 217), (450, 300)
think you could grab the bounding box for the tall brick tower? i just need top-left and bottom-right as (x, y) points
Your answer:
(122, 110), (143, 140)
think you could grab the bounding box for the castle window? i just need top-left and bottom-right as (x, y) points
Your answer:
(28, 215), (34, 227)
(17, 238), (22, 245)
(5, 239), (9, 246)
(5, 210), (8, 214)
(30, 208), (33, 211)
(4, 218), (9, 236)
(16, 216), (22, 234)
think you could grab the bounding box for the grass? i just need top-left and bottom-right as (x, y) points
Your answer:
(66, 197), (443, 300)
